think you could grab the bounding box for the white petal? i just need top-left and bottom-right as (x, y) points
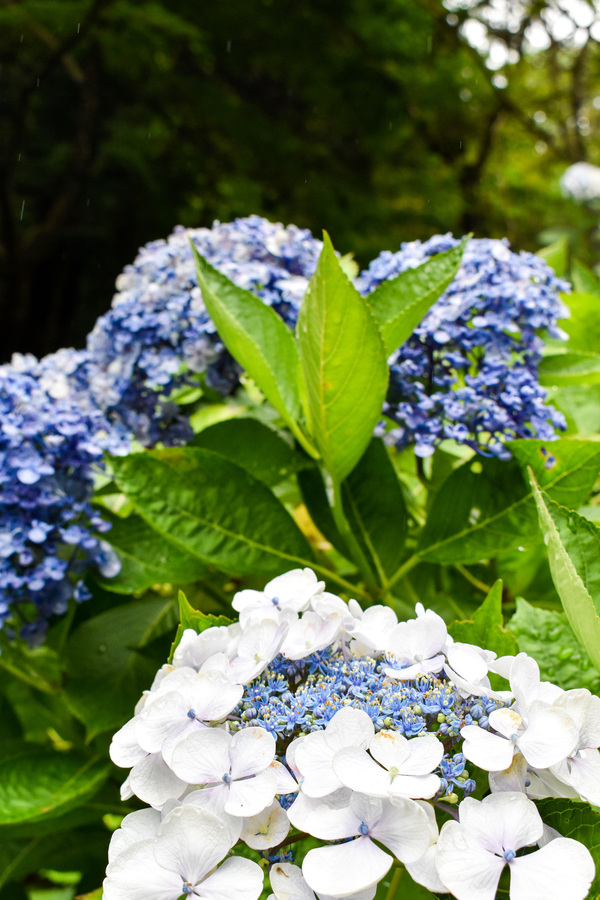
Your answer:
(488, 753), (528, 794)
(241, 800), (290, 849)
(199, 855), (265, 900)
(554, 689), (600, 749)
(325, 707), (375, 752)
(509, 653), (540, 713)
(396, 734), (444, 777)
(287, 789), (356, 840)
(183, 789), (243, 844)
(368, 731), (409, 771)
(488, 708), (524, 741)
(293, 733), (342, 797)
(108, 808), (161, 863)
(303, 837), (392, 898)
(135, 691), (189, 754)
(193, 672), (244, 721)
(268, 760), (299, 794)
(224, 768), (278, 816)
(103, 839), (180, 900)
(265, 568), (324, 609)
(281, 611), (341, 660)
(269, 863), (316, 900)
(447, 643), (488, 683)
(129, 753), (188, 807)
(554, 749), (600, 806)
(170, 727), (231, 784)
(509, 838), (595, 900)
(405, 845), (448, 893)
(388, 773), (441, 800)
(461, 725), (515, 772)
(436, 820), (505, 900)
(517, 705), (578, 769)
(110, 718), (147, 767)
(155, 805), (232, 884)
(371, 796), (431, 863)
(230, 726), (276, 779)
(333, 747), (391, 797)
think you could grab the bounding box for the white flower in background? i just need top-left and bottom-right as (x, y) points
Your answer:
(435, 793), (595, 900)
(296, 792), (431, 897)
(561, 162), (600, 203)
(549, 689), (600, 806)
(172, 624), (240, 669)
(109, 719), (188, 808)
(107, 808), (161, 864)
(170, 725), (290, 816)
(268, 862), (376, 900)
(103, 805), (264, 900)
(290, 707), (375, 798)
(404, 801), (448, 893)
(333, 730), (443, 800)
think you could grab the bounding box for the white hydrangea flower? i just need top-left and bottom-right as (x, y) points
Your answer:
(280, 610), (342, 660)
(383, 604), (447, 679)
(268, 862), (376, 900)
(233, 568), (325, 626)
(435, 793), (595, 900)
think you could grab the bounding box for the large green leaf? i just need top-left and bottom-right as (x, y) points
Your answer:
(571, 259), (600, 297)
(561, 291), (600, 352)
(0, 745), (109, 826)
(539, 351), (600, 386)
(508, 598), (600, 692)
(537, 236), (568, 277)
(449, 580), (519, 657)
(192, 418), (313, 486)
(99, 511), (208, 594)
(530, 476), (600, 674)
(537, 799), (600, 898)
(342, 438), (407, 581)
(418, 440), (600, 564)
(296, 233), (389, 483)
(192, 246), (302, 431)
(63, 596), (177, 738)
(368, 238), (467, 355)
(110, 448), (315, 575)
(297, 466), (350, 558)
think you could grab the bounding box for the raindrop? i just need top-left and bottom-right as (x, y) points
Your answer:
(226, 40), (232, 52)
(543, 533), (550, 546)
(77, 22), (81, 34)
(20, 200), (25, 221)
(98, 644), (107, 653)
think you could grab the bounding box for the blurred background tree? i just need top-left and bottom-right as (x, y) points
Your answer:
(1, 0), (599, 360)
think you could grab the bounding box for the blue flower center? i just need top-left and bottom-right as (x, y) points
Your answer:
(187, 708), (196, 719)
(358, 822), (369, 836)
(503, 849), (516, 862)
(222, 772), (232, 783)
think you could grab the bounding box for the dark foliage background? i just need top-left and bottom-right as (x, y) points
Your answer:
(1, 0), (599, 360)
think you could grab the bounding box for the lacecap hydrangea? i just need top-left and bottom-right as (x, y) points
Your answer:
(105, 568), (597, 900)
(0, 350), (127, 643)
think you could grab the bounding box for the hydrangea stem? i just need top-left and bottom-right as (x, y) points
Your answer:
(329, 473), (381, 599)
(385, 865), (404, 900)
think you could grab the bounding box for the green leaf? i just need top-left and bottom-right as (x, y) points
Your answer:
(529, 474), (600, 674)
(0, 637), (62, 694)
(571, 259), (600, 296)
(169, 590), (233, 662)
(508, 598), (600, 692)
(368, 238), (468, 355)
(297, 466), (350, 558)
(562, 291), (600, 353)
(539, 351), (600, 386)
(342, 439), (407, 581)
(537, 799), (600, 898)
(296, 232), (389, 483)
(192, 418), (313, 486)
(192, 246), (303, 433)
(63, 596), (177, 738)
(0, 746), (109, 826)
(110, 448), (315, 575)
(537, 236), (568, 277)
(98, 511), (208, 594)
(418, 440), (600, 564)
(449, 579), (519, 657)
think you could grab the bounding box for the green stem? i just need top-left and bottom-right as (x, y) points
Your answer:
(454, 563), (491, 594)
(387, 552), (420, 591)
(385, 865), (404, 900)
(329, 474), (380, 599)
(288, 418), (320, 460)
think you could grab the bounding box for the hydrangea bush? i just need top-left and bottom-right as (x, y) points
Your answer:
(104, 569), (597, 900)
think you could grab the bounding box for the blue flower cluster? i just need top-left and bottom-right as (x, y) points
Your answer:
(0, 351), (128, 643)
(357, 234), (569, 458)
(84, 215), (322, 446)
(230, 649), (505, 800)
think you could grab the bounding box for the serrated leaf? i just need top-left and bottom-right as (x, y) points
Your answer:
(537, 799), (600, 898)
(450, 579), (519, 657)
(192, 418), (313, 486)
(98, 511), (207, 594)
(529, 474), (600, 674)
(342, 438), (407, 581)
(368, 238), (467, 355)
(110, 447), (315, 575)
(63, 596), (177, 738)
(0, 747), (109, 826)
(539, 351), (600, 386)
(508, 598), (600, 692)
(192, 246), (302, 432)
(169, 590), (233, 662)
(297, 232), (389, 483)
(418, 440), (600, 564)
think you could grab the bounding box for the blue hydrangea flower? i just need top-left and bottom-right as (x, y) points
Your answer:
(0, 351), (128, 643)
(84, 216), (322, 445)
(357, 234), (569, 458)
